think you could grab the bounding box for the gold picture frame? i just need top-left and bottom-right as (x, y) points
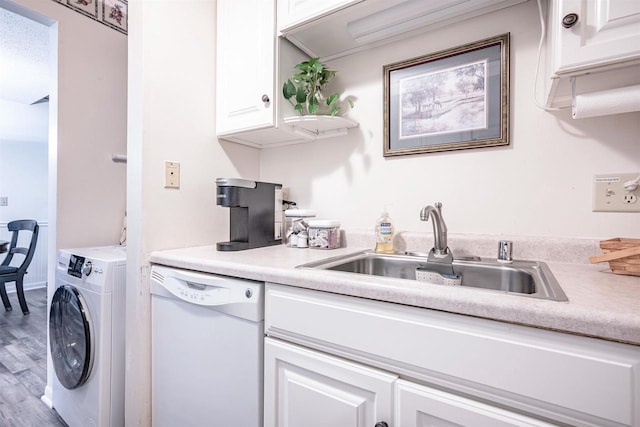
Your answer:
(383, 33), (510, 156)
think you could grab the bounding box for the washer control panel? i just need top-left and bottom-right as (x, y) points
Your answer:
(66, 255), (105, 278)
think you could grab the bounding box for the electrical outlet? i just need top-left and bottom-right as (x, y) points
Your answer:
(164, 162), (180, 189)
(0, 196), (7, 207)
(593, 173), (640, 212)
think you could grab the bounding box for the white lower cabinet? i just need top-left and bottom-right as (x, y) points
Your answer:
(264, 337), (396, 427)
(265, 337), (556, 427)
(395, 380), (555, 427)
(264, 283), (640, 427)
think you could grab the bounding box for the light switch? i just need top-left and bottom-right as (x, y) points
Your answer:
(593, 173), (640, 212)
(164, 162), (180, 189)
(0, 196), (7, 206)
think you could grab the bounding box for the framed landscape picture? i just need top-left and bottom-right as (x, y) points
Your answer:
(383, 33), (510, 156)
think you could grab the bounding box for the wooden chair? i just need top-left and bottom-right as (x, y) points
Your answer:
(0, 220), (39, 315)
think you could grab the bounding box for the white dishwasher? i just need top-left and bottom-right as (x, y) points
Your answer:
(150, 265), (264, 427)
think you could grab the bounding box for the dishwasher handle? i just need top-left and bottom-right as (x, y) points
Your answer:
(150, 266), (263, 309)
(186, 281), (207, 291)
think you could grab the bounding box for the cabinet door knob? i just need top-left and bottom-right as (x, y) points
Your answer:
(261, 94), (270, 103)
(562, 13), (579, 28)
(374, 422), (389, 427)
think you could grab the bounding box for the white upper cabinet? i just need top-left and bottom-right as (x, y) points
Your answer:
(216, 0), (360, 147)
(549, 0), (640, 75)
(216, 0), (276, 136)
(278, 0), (527, 61)
(216, 0), (314, 147)
(278, 0), (363, 31)
(544, 0), (640, 107)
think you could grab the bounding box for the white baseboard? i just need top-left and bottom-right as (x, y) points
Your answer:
(41, 385), (53, 409)
(4, 281), (47, 293)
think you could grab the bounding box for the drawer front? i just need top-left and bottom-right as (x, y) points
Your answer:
(395, 379), (557, 427)
(265, 284), (640, 426)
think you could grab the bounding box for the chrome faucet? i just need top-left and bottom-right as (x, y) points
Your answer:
(420, 202), (453, 263)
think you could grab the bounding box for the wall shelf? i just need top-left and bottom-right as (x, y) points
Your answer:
(283, 115), (358, 139)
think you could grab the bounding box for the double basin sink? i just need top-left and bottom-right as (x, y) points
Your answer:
(299, 250), (568, 302)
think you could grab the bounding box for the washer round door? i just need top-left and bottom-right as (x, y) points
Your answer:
(50, 285), (94, 389)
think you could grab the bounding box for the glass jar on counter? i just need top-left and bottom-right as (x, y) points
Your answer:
(308, 220), (341, 249)
(284, 209), (316, 248)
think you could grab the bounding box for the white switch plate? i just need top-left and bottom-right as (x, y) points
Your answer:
(0, 196), (7, 206)
(593, 173), (640, 212)
(164, 161), (180, 189)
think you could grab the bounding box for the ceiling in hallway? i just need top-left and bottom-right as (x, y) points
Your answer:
(0, 6), (49, 105)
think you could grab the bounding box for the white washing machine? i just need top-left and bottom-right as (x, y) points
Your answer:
(50, 246), (126, 427)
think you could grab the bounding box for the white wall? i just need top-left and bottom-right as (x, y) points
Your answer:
(0, 139), (48, 221)
(7, 0), (127, 249)
(0, 99), (48, 143)
(4, 0), (127, 410)
(0, 99), (48, 222)
(260, 0), (640, 240)
(0, 100), (49, 293)
(127, 1), (261, 425)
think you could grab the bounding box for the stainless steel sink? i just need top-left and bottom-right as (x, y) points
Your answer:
(298, 251), (568, 301)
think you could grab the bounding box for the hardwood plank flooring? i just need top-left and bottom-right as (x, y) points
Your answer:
(0, 288), (67, 427)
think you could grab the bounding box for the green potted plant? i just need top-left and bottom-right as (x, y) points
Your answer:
(282, 57), (354, 117)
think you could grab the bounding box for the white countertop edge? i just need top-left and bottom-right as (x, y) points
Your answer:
(149, 244), (640, 346)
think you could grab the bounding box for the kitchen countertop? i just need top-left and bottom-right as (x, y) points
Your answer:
(150, 233), (640, 346)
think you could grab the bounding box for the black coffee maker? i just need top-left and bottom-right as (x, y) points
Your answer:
(215, 178), (283, 251)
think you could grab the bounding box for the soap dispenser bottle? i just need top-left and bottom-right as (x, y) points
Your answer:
(374, 207), (395, 254)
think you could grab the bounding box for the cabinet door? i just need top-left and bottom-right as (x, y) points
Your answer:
(216, 0), (275, 135)
(552, 0), (640, 74)
(264, 337), (397, 427)
(396, 380), (556, 427)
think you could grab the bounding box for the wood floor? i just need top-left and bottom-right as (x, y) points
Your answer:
(0, 288), (66, 427)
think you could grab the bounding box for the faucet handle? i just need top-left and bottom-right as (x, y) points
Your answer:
(497, 240), (513, 263)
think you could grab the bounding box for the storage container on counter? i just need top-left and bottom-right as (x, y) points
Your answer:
(284, 209), (316, 248)
(308, 220), (341, 249)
